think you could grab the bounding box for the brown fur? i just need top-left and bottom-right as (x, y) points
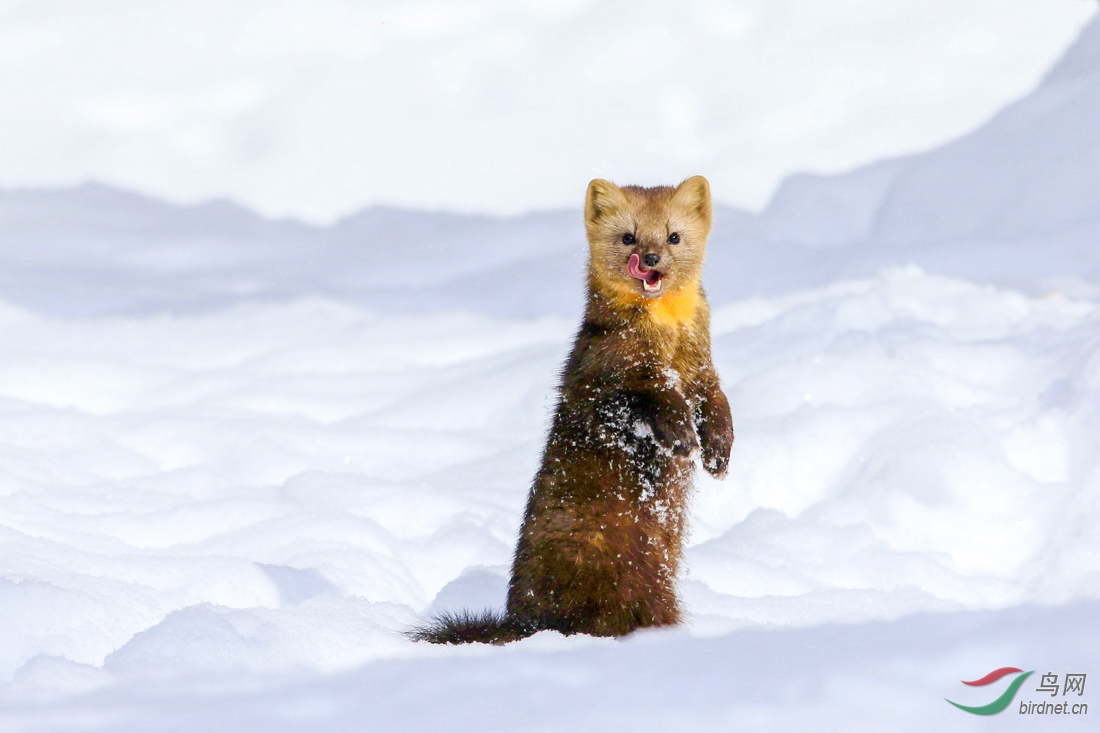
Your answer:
(411, 176), (733, 644)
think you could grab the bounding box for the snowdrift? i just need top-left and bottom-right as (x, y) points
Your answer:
(1, 13), (1099, 733)
(5, 17), (1100, 322)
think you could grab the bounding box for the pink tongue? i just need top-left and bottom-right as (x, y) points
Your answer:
(627, 253), (658, 282)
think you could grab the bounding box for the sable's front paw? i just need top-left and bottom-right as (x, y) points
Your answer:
(702, 443), (730, 477)
(697, 386), (734, 478)
(656, 417), (699, 456)
(638, 399), (699, 457)
(699, 422), (733, 478)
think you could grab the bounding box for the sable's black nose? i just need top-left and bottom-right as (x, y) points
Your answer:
(643, 253), (660, 267)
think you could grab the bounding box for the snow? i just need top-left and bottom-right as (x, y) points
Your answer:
(0, 1), (1095, 220)
(0, 271), (1097, 728)
(2, 13), (1100, 733)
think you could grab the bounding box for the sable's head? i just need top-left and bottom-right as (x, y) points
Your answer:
(584, 176), (712, 304)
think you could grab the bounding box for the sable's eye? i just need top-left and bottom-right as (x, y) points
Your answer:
(668, 232), (680, 244)
(622, 233), (635, 245)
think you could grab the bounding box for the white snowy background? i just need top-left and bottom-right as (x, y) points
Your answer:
(2, 0), (1096, 220)
(2, 2), (1100, 731)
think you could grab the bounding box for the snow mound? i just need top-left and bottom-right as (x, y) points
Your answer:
(0, 268), (1096, 692)
(1, 16), (1098, 324)
(749, 16), (1100, 264)
(1, 12), (1099, 731)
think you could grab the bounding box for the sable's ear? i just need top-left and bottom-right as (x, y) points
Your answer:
(585, 179), (627, 225)
(673, 175), (712, 226)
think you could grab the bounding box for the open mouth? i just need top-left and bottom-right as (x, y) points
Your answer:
(627, 253), (663, 294)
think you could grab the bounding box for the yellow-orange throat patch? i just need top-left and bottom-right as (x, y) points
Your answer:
(645, 284), (702, 328)
(591, 265), (703, 329)
(598, 277), (702, 328)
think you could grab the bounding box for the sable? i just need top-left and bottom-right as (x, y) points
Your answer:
(412, 176), (733, 644)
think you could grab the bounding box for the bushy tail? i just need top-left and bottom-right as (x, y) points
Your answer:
(407, 609), (535, 645)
